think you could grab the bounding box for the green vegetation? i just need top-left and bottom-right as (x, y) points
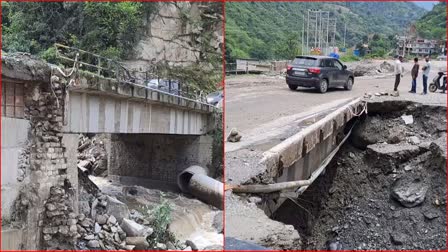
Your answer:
(2, 2), (222, 93)
(339, 53), (360, 63)
(146, 197), (176, 249)
(354, 34), (397, 58)
(226, 2), (426, 62)
(2, 2), (157, 60)
(415, 2), (446, 40)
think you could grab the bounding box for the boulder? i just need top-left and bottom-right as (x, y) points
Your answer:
(87, 240), (100, 248)
(105, 196), (130, 223)
(125, 237), (149, 250)
(366, 143), (420, 174)
(120, 218), (153, 237)
(391, 176), (428, 208)
(96, 215), (108, 225)
(108, 215), (117, 225)
(390, 231), (407, 245)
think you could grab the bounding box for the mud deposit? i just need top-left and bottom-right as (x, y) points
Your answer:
(273, 103), (446, 250)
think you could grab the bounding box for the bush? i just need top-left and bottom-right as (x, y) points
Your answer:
(146, 196), (176, 248)
(40, 47), (59, 64)
(340, 54), (360, 62)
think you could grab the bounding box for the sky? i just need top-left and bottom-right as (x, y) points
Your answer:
(413, 1), (438, 10)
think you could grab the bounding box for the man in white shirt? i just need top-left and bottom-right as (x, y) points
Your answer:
(421, 56), (431, 95)
(393, 55), (404, 93)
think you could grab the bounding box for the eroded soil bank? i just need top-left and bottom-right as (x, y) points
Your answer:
(273, 102), (446, 250)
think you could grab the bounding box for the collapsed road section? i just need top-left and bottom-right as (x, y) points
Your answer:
(1, 53), (223, 250)
(225, 97), (446, 250)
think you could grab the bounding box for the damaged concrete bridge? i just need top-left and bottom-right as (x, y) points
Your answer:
(225, 95), (446, 250)
(1, 53), (217, 250)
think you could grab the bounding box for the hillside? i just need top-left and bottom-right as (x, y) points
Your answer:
(415, 2), (446, 40)
(226, 2), (427, 61)
(2, 2), (223, 92)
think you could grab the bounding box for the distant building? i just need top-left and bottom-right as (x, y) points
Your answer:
(396, 24), (443, 57)
(408, 39), (438, 56)
(397, 37), (442, 57)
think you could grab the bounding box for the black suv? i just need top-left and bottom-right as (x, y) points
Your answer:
(286, 56), (354, 93)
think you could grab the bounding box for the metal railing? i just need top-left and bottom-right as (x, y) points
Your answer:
(225, 60), (289, 74)
(54, 44), (209, 105)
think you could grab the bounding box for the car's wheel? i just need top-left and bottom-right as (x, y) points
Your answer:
(318, 79), (328, 93)
(288, 84), (298, 90)
(429, 83), (437, 92)
(345, 77), (353, 90)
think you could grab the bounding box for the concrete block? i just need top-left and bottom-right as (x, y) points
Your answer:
(334, 112), (345, 129)
(269, 135), (304, 169)
(133, 86), (146, 99)
(303, 130), (319, 154)
(320, 120), (333, 141)
(117, 83), (132, 96)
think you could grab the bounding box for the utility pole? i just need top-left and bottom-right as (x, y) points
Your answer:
(305, 9), (333, 55)
(326, 12), (329, 55)
(306, 10), (309, 55)
(343, 22), (347, 49)
(314, 10), (318, 49)
(318, 11), (322, 49)
(302, 14), (305, 55)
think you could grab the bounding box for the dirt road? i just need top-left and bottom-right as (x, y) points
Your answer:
(225, 60), (446, 134)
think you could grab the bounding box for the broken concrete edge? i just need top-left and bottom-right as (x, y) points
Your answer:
(257, 98), (365, 181)
(2, 53), (51, 83)
(72, 71), (214, 114)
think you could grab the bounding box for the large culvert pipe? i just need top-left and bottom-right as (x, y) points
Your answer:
(178, 165), (223, 209)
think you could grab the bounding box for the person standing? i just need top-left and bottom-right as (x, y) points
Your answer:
(409, 57), (419, 93)
(393, 55), (404, 94)
(421, 56), (431, 95)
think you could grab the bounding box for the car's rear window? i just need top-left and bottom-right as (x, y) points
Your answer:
(292, 57), (318, 67)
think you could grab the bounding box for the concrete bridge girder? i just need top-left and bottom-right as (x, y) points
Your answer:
(63, 72), (215, 135)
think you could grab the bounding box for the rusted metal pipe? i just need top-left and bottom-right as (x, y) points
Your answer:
(178, 165), (223, 209)
(226, 180), (311, 194)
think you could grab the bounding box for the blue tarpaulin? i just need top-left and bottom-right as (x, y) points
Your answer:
(329, 52), (340, 59)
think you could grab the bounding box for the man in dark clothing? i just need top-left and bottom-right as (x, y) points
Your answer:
(409, 57), (419, 93)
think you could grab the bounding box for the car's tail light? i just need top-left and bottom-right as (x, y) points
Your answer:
(308, 68), (321, 74)
(287, 65), (293, 71)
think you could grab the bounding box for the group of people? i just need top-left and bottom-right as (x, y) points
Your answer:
(393, 55), (431, 95)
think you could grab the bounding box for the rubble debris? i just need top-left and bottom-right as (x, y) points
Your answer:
(349, 60), (394, 77)
(408, 136), (420, 145)
(42, 186), (132, 250)
(227, 128), (242, 142)
(77, 134), (108, 176)
(272, 103), (446, 250)
(327, 241), (343, 250)
(17, 142), (30, 182)
(401, 115), (414, 125)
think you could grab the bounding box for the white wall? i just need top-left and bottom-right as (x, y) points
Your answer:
(1, 117), (30, 221)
